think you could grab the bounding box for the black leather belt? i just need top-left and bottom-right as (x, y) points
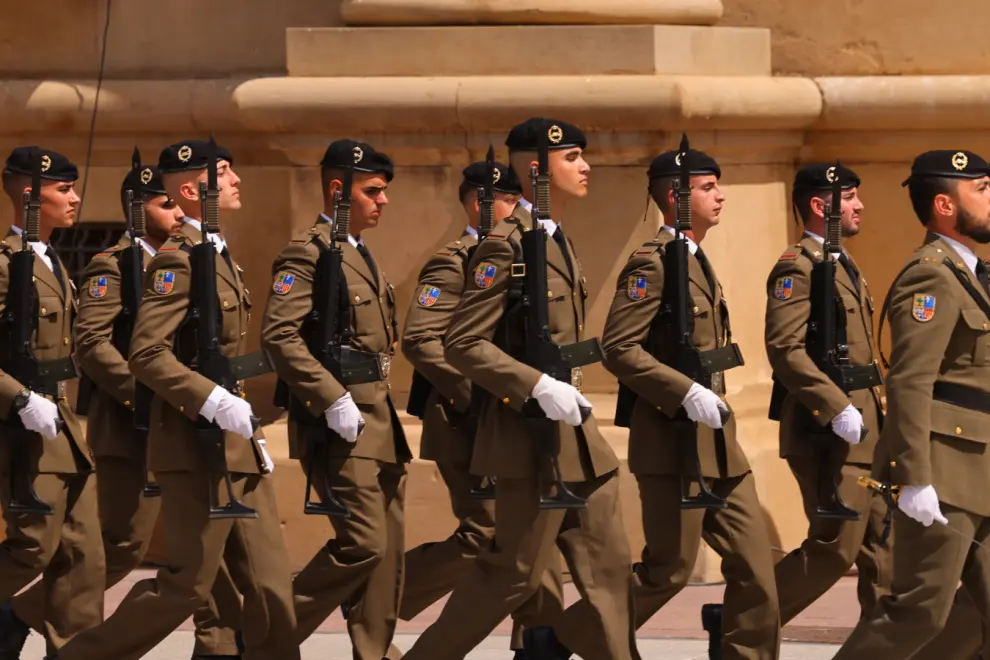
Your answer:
(227, 352), (273, 381)
(933, 382), (990, 415)
(334, 346), (391, 386)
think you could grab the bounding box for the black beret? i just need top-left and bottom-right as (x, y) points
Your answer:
(121, 164), (166, 200)
(3, 146), (78, 182)
(461, 160), (522, 195)
(793, 162), (861, 191)
(320, 139), (394, 182)
(158, 140), (234, 174)
(647, 147), (721, 181)
(505, 118), (587, 152)
(902, 150), (990, 187)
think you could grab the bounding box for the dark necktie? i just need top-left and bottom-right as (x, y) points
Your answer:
(220, 246), (236, 279)
(357, 243), (379, 291)
(838, 253), (860, 292)
(45, 245), (66, 298)
(694, 247), (717, 295)
(977, 260), (990, 298)
(551, 226), (574, 279)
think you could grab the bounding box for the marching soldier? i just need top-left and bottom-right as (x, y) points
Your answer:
(260, 139), (410, 659)
(47, 139), (299, 660)
(395, 160), (564, 659)
(400, 118), (640, 660)
(831, 150), (990, 660)
(554, 144), (781, 660)
(765, 163), (891, 624)
(7, 160), (245, 659)
(0, 147), (105, 658)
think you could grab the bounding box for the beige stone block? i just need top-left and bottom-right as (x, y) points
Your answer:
(341, 0), (724, 26)
(722, 0), (990, 77)
(287, 25), (770, 77)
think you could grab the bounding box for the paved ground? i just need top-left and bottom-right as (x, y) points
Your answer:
(17, 566), (861, 658)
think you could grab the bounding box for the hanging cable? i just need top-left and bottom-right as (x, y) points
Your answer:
(75, 0), (113, 223)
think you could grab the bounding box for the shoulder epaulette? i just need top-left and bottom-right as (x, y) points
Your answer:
(633, 241), (662, 257)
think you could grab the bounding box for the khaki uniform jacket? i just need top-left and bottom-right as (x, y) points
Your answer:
(0, 232), (90, 474)
(261, 220), (410, 465)
(601, 229), (749, 478)
(76, 234), (150, 459)
(444, 204), (619, 482)
(128, 222), (266, 474)
(401, 231), (476, 462)
(879, 232), (990, 517)
(765, 234), (883, 466)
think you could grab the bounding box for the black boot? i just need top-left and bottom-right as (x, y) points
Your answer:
(701, 603), (723, 660)
(513, 650), (531, 660)
(0, 601), (29, 660)
(522, 627), (572, 660)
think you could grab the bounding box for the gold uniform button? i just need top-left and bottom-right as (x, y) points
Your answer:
(305, 401), (312, 408)
(502, 397), (511, 404)
(40, 307), (46, 315)
(692, 306), (699, 314)
(890, 460), (897, 467)
(379, 297), (383, 303)
(63, 337), (69, 345)
(179, 405), (185, 413)
(222, 300), (229, 309)
(984, 323), (989, 331)
(449, 398), (455, 405)
(813, 409), (820, 416)
(354, 296), (361, 303)
(578, 324), (584, 331)
(547, 290), (554, 298)
(956, 427), (963, 435)
(124, 400), (131, 407)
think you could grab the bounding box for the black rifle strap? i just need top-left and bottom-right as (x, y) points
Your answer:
(942, 257), (990, 320)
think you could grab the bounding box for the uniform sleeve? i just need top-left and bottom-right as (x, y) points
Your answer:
(602, 253), (695, 415)
(884, 264), (958, 487)
(260, 241), (346, 417)
(128, 250), (217, 420)
(444, 236), (542, 409)
(75, 256), (134, 406)
(0, 255), (25, 417)
(764, 258), (850, 424)
(401, 250), (472, 411)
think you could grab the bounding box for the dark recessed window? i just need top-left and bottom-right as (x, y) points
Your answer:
(50, 222), (124, 288)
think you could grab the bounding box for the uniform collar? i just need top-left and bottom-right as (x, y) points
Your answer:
(936, 232), (980, 275)
(181, 217), (226, 254)
(127, 232), (156, 256)
(319, 212), (361, 248)
(518, 198), (558, 236)
(661, 224), (698, 255)
(804, 231), (849, 258)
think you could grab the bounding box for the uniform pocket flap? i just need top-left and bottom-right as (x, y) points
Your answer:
(960, 308), (990, 332)
(930, 398), (990, 444)
(218, 290), (240, 311)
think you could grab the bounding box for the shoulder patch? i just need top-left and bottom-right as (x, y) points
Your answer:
(153, 270), (175, 295)
(774, 276), (794, 300)
(627, 275), (648, 300)
(88, 276), (108, 298)
(418, 285), (441, 307)
(912, 293), (936, 322)
(474, 262), (497, 289)
(272, 271), (295, 295)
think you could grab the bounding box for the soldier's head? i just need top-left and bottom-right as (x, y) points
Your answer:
(904, 150), (990, 244)
(458, 160), (523, 228)
(647, 146), (724, 232)
(119, 163), (183, 243)
(2, 147), (80, 231)
(158, 140), (241, 219)
(320, 140), (392, 237)
(792, 163), (863, 237)
(506, 118), (590, 201)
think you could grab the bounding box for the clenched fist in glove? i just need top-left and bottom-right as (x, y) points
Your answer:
(325, 392), (365, 443)
(202, 387), (256, 439)
(17, 392), (61, 440)
(681, 383), (729, 429)
(530, 374), (592, 427)
(831, 404), (864, 445)
(898, 485), (948, 527)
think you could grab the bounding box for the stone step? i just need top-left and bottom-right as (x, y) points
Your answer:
(287, 25), (771, 78)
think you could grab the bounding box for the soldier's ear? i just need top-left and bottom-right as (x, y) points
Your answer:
(178, 180), (200, 203)
(808, 195), (827, 218)
(933, 192), (955, 219)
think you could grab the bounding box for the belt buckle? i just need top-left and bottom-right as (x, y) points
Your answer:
(379, 354), (392, 380)
(570, 367), (583, 391)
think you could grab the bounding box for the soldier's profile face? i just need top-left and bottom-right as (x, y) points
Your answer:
(348, 173), (390, 233)
(216, 160), (241, 212)
(840, 187), (864, 236)
(493, 193), (520, 221)
(38, 179), (80, 229)
(144, 194), (184, 240)
(690, 174), (724, 226)
(549, 148), (590, 198)
(954, 176), (990, 244)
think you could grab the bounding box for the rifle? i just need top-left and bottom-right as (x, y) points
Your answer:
(0, 151), (73, 515)
(516, 126), (604, 510)
(188, 137), (259, 519)
(617, 134), (744, 510)
(804, 163), (882, 520)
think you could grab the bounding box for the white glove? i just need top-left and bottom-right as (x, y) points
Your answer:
(530, 373), (592, 427)
(325, 392), (365, 443)
(17, 392), (60, 440)
(211, 390), (256, 439)
(831, 404), (864, 445)
(898, 485), (948, 527)
(257, 439), (275, 474)
(681, 383), (729, 429)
